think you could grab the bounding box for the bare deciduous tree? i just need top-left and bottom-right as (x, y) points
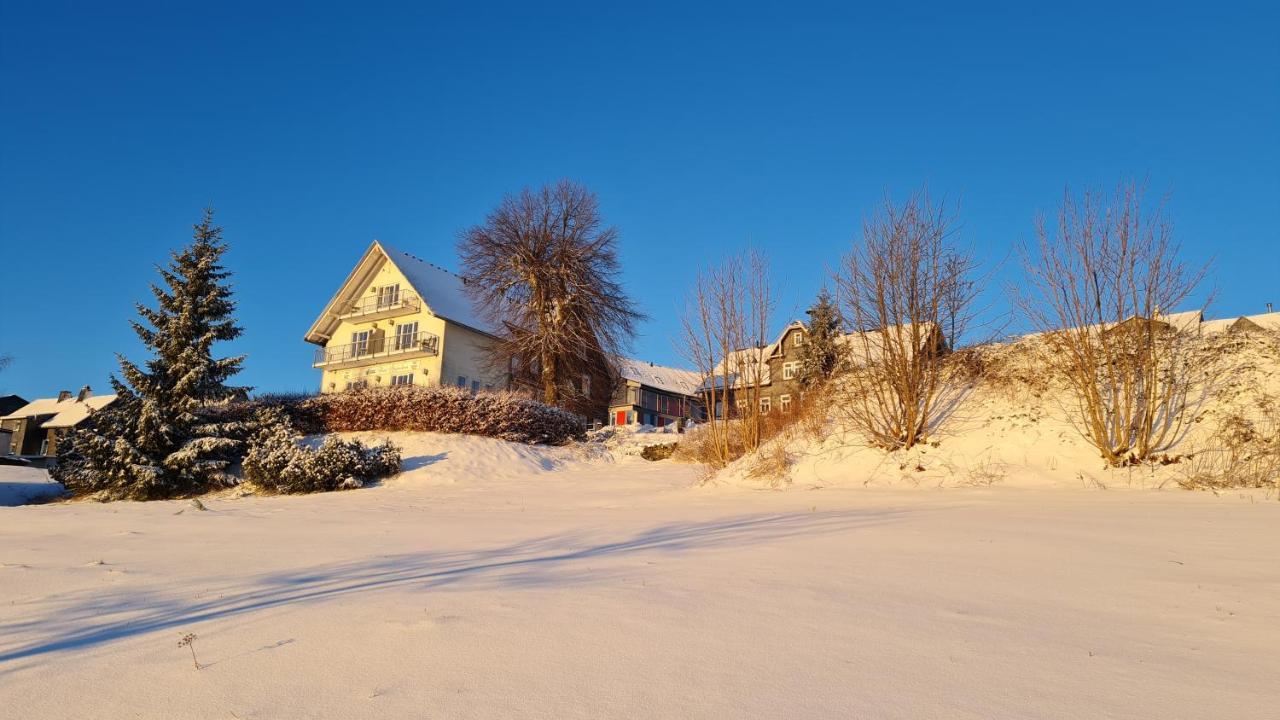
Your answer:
(834, 189), (977, 450)
(459, 180), (643, 412)
(679, 249), (773, 466)
(1015, 182), (1209, 466)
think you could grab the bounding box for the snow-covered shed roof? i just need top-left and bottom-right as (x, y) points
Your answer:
(0, 393), (116, 429)
(616, 359), (703, 397)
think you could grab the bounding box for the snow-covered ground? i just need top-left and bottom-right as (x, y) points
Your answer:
(0, 464), (64, 506)
(1, 432), (1277, 719)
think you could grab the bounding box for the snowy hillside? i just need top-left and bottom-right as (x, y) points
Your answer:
(3, 423), (1280, 719)
(718, 330), (1280, 492)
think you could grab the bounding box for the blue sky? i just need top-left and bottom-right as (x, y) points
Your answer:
(1, 1), (1277, 397)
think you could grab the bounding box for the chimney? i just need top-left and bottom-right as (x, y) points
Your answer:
(57, 390), (72, 402)
(77, 385), (92, 402)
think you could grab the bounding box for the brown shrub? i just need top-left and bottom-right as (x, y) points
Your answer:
(237, 386), (587, 445)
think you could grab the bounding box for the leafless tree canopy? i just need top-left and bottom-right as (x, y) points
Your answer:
(1016, 182), (1209, 465)
(834, 189), (977, 450)
(679, 249), (773, 466)
(459, 180), (643, 409)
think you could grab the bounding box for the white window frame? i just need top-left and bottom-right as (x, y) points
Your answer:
(351, 330), (371, 356)
(376, 283), (401, 310)
(759, 397), (771, 414)
(794, 331), (805, 347)
(780, 394), (792, 413)
(782, 361), (800, 380)
(394, 321), (418, 351)
(390, 373), (414, 386)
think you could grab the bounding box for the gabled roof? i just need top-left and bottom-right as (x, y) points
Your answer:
(1201, 311), (1280, 335)
(616, 359), (703, 397)
(304, 240), (493, 344)
(0, 395), (27, 417)
(1, 394), (117, 429)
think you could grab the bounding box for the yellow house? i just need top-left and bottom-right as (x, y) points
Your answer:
(304, 241), (508, 394)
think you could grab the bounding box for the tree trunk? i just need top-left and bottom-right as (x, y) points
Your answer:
(542, 349), (558, 405)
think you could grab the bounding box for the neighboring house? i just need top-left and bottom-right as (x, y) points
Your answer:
(608, 359), (705, 428)
(700, 321), (806, 419)
(701, 320), (948, 419)
(0, 387), (116, 459)
(304, 241), (508, 394)
(1200, 311), (1280, 336)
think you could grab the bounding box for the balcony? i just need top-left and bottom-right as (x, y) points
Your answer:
(313, 331), (440, 368)
(338, 291), (422, 322)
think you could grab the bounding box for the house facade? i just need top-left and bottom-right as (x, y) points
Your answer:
(608, 359), (705, 428)
(304, 241), (507, 394)
(702, 320), (949, 418)
(701, 321), (810, 419)
(0, 387), (115, 459)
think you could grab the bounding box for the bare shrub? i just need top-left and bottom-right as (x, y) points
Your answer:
(746, 440), (792, 487)
(958, 458), (1007, 487)
(833, 189), (979, 450)
(1015, 182), (1209, 466)
(679, 249), (774, 466)
(1178, 400), (1280, 492)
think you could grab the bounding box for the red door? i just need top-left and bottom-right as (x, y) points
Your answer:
(616, 410), (627, 425)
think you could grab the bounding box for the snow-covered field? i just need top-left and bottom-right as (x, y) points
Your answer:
(1, 432), (1277, 719)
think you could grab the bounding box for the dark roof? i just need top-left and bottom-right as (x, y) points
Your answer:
(0, 395), (28, 417)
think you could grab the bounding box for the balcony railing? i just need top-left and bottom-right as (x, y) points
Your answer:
(340, 291), (421, 319)
(313, 330), (440, 368)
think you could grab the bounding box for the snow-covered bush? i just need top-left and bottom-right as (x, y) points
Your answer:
(288, 386), (588, 445)
(242, 408), (401, 494)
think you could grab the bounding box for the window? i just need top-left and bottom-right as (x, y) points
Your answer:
(471, 380), (481, 395)
(394, 321), (418, 350)
(390, 373), (414, 386)
(782, 361), (800, 380)
(376, 283), (401, 310)
(794, 331), (805, 347)
(759, 397), (771, 414)
(456, 375), (467, 388)
(780, 394), (792, 413)
(351, 330), (371, 356)
(345, 379), (368, 391)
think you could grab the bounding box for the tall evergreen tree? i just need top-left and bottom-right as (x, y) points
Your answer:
(798, 288), (842, 389)
(55, 210), (248, 499)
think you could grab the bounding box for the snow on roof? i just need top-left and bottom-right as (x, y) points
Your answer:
(616, 359), (704, 397)
(702, 346), (774, 391)
(1201, 311), (1280, 335)
(1, 394), (117, 428)
(378, 242), (494, 335)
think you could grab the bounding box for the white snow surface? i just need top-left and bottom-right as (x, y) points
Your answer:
(2, 430), (1277, 719)
(0, 465), (63, 506)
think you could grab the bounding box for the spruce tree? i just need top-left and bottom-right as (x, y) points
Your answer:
(55, 210), (248, 499)
(798, 288), (842, 389)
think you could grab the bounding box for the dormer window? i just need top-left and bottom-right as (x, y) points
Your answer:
(793, 331), (806, 347)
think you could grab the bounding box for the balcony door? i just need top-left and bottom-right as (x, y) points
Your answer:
(351, 330), (371, 357)
(376, 284), (401, 310)
(394, 321), (418, 351)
